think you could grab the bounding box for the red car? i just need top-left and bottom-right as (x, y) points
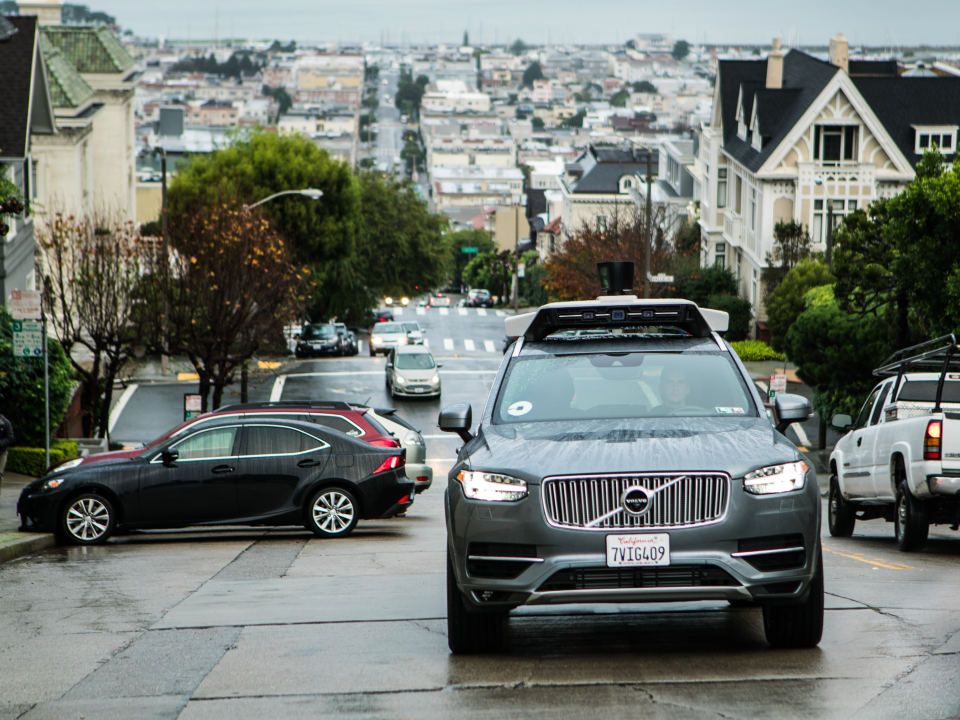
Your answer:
(48, 401), (399, 474)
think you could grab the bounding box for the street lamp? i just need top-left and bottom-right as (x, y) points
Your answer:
(244, 189), (323, 210)
(814, 178), (834, 267)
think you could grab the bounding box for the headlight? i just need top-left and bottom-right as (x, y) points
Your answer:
(397, 337), (407, 345)
(403, 431), (423, 446)
(401, 297), (409, 305)
(52, 458), (83, 473)
(372, 337), (383, 344)
(395, 376), (406, 384)
(457, 470), (527, 502)
(431, 375), (440, 384)
(385, 297), (393, 305)
(743, 461), (808, 495)
(42, 477), (67, 490)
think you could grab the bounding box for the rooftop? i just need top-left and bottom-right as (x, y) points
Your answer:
(42, 24), (134, 75)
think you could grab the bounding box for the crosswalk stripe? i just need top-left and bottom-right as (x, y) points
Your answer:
(416, 307), (426, 315)
(357, 340), (363, 353)
(496, 310), (507, 317)
(393, 307), (403, 315)
(477, 308), (487, 316)
(439, 308), (449, 315)
(443, 338), (454, 350)
(458, 308), (467, 315)
(483, 340), (496, 352)
(464, 339), (476, 351)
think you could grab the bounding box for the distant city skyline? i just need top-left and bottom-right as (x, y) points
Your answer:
(89, 0), (960, 49)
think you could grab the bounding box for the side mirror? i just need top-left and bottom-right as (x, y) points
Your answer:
(774, 393), (813, 435)
(439, 403), (473, 443)
(831, 413), (854, 431)
(386, 361), (393, 368)
(161, 449), (179, 467)
(436, 363), (443, 368)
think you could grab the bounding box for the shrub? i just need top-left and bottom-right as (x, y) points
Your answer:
(730, 340), (786, 363)
(705, 294), (752, 341)
(6, 440), (79, 477)
(673, 265), (738, 306)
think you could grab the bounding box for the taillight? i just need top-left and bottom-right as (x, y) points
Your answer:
(368, 437), (400, 448)
(372, 455), (405, 474)
(398, 494), (411, 504)
(416, 476), (428, 483)
(924, 420), (942, 460)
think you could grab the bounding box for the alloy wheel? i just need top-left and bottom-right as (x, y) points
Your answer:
(312, 490), (356, 534)
(66, 497), (111, 542)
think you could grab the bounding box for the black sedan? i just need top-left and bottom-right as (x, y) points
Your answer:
(17, 418), (414, 545)
(295, 323), (344, 358)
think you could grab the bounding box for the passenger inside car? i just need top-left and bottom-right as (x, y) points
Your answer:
(656, 366), (692, 411)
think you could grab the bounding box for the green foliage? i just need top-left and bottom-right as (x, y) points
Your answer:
(510, 39), (528, 56)
(364, 64), (380, 81)
(671, 40), (691, 61)
(445, 229), (495, 286)
(531, 116), (545, 130)
(462, 251), (498, 292)
(0, 307), (75, 449)
(268, 40), (296, 53)
(765, 260), (835, 352)
(706, 294), (752, 341)
(261, 85), (292, 116)
(522, 62), (544, 88)
(832, 200), (897, 318)
(167, 130), (360, 264)
(561, 111), (585, 128)
(522, 262), (551, 306)
(673, 265), (738, 306)
(674, 221), (700, 255)
(400, 140), (424, 171)
(62, 3), (116, 25)
(396, 79), (425, 118)
(7, 445), (73, 477)
(171, 52), (261, 79)
(610, 89), (631, 107)
(763, 219), (812, 299)
(632, 80), (657, 93)
(729, 340), (785, 363)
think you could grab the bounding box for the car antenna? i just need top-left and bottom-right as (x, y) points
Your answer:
(362, 396), (372, 406)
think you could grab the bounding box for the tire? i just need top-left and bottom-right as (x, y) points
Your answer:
(762, 545), (824, 648)
(369, 348), (376, 357)
(59, 493), (116, 545)
(305, 487), (359, 538)
(895, 479), (928, 552)
(828, 475), (856, 537)
(447, 548), (505, 654)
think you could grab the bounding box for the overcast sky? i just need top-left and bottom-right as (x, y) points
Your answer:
(94, 0), (960, 48)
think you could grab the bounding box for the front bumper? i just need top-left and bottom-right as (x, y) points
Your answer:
(446, 471), (821, 611)
(296, 343), (342, 357)
(392, 383), (440, 397)
(17, 485), (69, 533)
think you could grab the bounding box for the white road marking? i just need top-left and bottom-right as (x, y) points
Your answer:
(477, 308), (488, 316)
(443, 338), (454, 350)
(417, 307), (426, 315)
(394, 307), (403, 316)
(483, 340), (496, 352)
(755, 380), (769, 393)
(458, 308), (468, 315)
(270, 375), (286, 402)
(356, 340), (363, 354)
(464, 339), (476, 351)
(439, 308), (449, 316)
(496, 310), (507, 317)
(792, 422), (811, 447)
(108, 383), (138, 433)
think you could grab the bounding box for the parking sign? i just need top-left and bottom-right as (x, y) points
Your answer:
(12, 319), (44, 357)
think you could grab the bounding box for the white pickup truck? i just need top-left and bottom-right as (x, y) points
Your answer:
(828, 335), (960, 551)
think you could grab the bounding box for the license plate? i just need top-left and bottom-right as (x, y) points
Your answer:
(606, 533), (670, 567)
(412, 388), (425, 393)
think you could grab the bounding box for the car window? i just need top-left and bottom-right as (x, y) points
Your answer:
(896, 380), (960, 403)
(302, 324), (336, 339)
(172, 427), (239, 460)
(376, 323), (404, 334)
(309, 415), (363, 437)
(360, 411), (391, 438)
(396, 352), (436, 370)
(870, 383), (892, 425)
(402, 323), (419, 333)
(244, 426), (327, 456)
(494, 352), (756, 422)
(855, 386), (883, 429)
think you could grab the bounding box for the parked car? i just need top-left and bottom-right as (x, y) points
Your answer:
(44, 401), (400, 475)
(357, 405), (433, 493)
(18, 417), (414, 545)
(402, 322), (425, 345)
(372, 308), (394, 323)
(386, 346), (442, 399)
(439, 288), (820, 653)
(369, 322), (409, 356)
(295, 323), (343, 358)
(334, 323), (359, 356)
(466, 289), (493, 308)
(828, 335), (960, 551)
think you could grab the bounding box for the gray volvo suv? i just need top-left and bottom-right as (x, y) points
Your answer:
(440, 286), (821, 653)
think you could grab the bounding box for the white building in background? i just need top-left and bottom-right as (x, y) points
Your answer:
(421, 81), (491, 114)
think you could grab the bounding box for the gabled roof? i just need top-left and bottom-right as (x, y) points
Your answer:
(42, 25), (134, 75)
(0, 15), (55, 158)
(565, 145), (658, 194)
(39, 33), (95, 109)
(0, 14), (16, 41)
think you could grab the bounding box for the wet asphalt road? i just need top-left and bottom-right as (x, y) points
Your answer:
(3, 309), (960, 719)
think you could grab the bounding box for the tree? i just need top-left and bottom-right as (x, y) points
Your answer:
(762, 219), (812, 299)
(146, 203), (308, 411)
(522, 62), (544, 88)
(765, 260), (835, 352)
(167, 130), (360, 265)
(400, 140), (424, 172)
(522, 260), (551, 306)
(364, 64), (379, 82)
(40, 212), (149, 438)
(673, 221), (700, 255)
(531, 116), (545, 130)
(673, 265), (739, 306)
(445, 229), (496, 286)
(561, 111), (585, 128)
(705, 294), (752, 341)
(0, 307), (74, 448)
(632, 80), (657, 94)
(261, 85), (292, 116)
(396, 79), (425, 118)
(62, 4), (116, 25)
(610, 88), (630, 107)
(671, 40), (691, 61)
(510, 39), (528, 56)
(464, 250), (514, 303)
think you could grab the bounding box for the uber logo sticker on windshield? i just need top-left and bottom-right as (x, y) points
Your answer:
(508, 401), (533, 416)
(716, 407), (745, 415)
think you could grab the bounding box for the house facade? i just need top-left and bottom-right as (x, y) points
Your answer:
(697, 35), (960, 317)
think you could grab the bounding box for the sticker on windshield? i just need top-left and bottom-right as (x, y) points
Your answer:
(507, 401), (533, 416)
(716, 407), (745, 415)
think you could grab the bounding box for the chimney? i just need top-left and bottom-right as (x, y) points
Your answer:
(766, 38), (783, 89)
(829, 33), (849, 73)
(16, 0), (62, 26)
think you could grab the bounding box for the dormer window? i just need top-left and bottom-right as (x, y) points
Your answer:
(619, 176), (634, 193)
(913, 126), (957, 155)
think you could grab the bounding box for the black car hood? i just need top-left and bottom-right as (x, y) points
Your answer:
(466, 418), (800, 482)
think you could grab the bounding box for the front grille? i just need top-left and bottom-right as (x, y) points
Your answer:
(538, 565), (739, 592)
(542, 474), (729, 530)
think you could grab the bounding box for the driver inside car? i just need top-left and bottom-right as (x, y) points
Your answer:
(657, 365), (692, 412)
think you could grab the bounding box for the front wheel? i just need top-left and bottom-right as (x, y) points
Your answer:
(895, 480), (928, 552)
(59, 493), (116, 545)
(762, 545), (824, 648)
(828, 476), (856, 537)
(447, 549), (505, 654)
(306, 487), (359, 538)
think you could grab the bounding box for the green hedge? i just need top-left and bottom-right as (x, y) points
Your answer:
(730, 340), (786, 363)
(6, 441), (80, 477)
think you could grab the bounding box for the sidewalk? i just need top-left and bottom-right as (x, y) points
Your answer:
(0, 471), (56, 564)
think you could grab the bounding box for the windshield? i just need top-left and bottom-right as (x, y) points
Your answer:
(303, 324), (336, 339)
(402, 323), (420, 333)
(396, 352), (436, 370)
(375, 323), (404, 334)
(493, 352), (756, 423)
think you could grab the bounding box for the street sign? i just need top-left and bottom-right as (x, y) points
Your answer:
(461, 247), (479, 254)
(769, 374), (787, 397)
(518, 263), (525, 278)
(184, 394), (202, 421)
(12, 319), (43, 357)
(647, 273), (675, 283)
(8, 289), (42, 319)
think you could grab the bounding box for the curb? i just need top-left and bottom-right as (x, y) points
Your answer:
(0, 532), (56, 564)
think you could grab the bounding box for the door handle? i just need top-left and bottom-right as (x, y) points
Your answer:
(211, 465), (235, 474)
(297, 459), (321, 468)
(856, 437), (862, 447)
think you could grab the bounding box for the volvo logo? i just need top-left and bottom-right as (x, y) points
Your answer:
(622, 486), (653, 516)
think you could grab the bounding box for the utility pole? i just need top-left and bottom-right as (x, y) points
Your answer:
(158, 147), (170, 376)
(644, 147), (653, 299)
(825, 198), (834, 268)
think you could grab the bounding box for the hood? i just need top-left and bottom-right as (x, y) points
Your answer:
(47, 447), (141, 472)
(465, 417), (799, 482)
